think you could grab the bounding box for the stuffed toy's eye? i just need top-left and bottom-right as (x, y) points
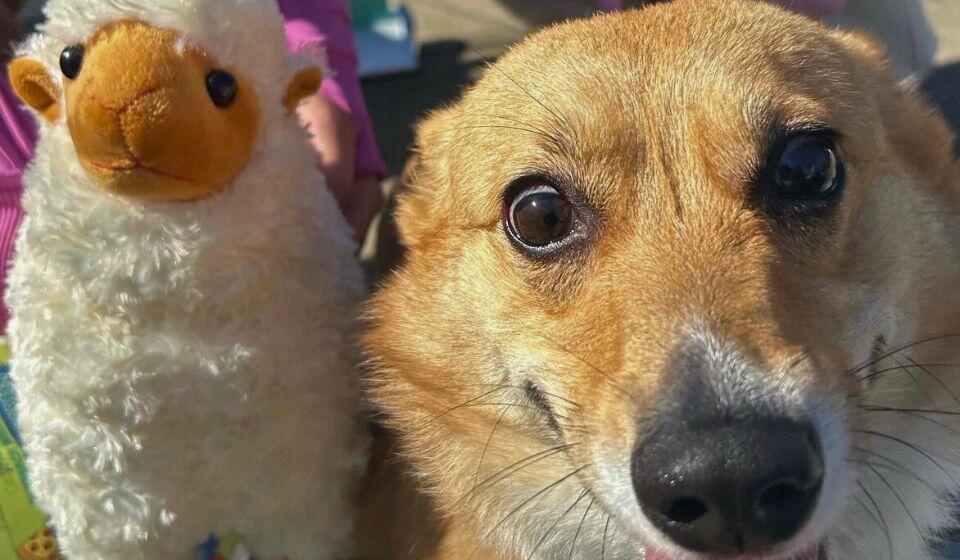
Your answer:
(771, 134), (843, 200)
(60, 45), (84, 79)
(506, 184), (575, 249)
(205, 69), (238, 108)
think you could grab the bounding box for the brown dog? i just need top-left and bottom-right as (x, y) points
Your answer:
(363, 1), (960, 559)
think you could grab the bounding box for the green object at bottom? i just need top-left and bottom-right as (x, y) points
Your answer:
(0, 344), (53, 558)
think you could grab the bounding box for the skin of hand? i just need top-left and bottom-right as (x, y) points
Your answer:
(297, 93), (383, 245)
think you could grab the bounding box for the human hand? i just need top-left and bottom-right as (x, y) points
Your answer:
(297, 93), (383, 245)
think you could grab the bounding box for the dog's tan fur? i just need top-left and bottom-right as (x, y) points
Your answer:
(363, 1), (960, 558)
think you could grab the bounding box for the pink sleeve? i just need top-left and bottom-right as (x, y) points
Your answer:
(278, 0), (388, 179)
(0, 76), (36, 334)
(765, 0), (848, 17)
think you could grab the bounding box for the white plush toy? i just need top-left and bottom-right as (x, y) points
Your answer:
(5, 0), (368, 558)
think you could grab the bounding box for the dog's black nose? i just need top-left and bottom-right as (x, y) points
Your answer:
(631, 418), (823, 555)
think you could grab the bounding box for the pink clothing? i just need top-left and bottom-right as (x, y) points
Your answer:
(0, 0), (386, 334)
(0, 77), (34, 333)
(279, 0), (387, 179)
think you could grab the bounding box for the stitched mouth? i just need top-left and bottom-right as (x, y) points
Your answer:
(89, 158), (196, 184)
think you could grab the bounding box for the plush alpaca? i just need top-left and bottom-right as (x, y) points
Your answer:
(5, 0), (368, 558)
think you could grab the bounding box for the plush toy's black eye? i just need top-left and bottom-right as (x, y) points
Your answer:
(771, 134), (843, 200)
(506, 184), (575, 249)
(205, 69), (238, 108)
(59, 45), (84, 79)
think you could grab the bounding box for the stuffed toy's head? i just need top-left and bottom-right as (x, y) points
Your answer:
(7, 0), (323, 201)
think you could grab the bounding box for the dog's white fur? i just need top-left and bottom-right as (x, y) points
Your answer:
(7, 1), (367, 558)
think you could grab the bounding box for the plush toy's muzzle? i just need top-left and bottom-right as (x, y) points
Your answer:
(9, 17), (325, 202)
(63, 20), (261, 201)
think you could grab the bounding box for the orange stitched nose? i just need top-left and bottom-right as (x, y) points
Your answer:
(61, 19), (260, 200)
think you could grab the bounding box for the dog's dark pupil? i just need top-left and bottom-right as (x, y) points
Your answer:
(514, 190), (572, 247)
(775, 138), (837, 197)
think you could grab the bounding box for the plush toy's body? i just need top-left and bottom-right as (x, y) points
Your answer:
(5, 1), (367, 558)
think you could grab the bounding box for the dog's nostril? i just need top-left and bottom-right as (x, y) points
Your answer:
(664, 497), (707, 524)
(757, 480), (806, 513)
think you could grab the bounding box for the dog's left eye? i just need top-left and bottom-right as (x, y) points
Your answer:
(505, 184), (575, 250)
(771, 134), (843, 200)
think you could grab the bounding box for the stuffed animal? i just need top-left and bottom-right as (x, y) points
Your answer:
(5, 0), (368, 558)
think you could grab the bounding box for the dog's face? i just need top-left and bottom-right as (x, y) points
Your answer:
(367, 1), (960, 559)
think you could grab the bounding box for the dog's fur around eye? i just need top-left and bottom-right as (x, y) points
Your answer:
(360, 1), (960, 559)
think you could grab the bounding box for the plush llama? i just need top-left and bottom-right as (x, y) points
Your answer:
(5, 0), (368, 558)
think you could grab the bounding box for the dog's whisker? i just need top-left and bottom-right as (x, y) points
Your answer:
(866, 463), (922, 538)
(475, 405), (511, 483)
(457, 442), (582, 509)
(860, 405), (960, 417)
(526, 489), (590, 560)
(854, 429), (959, 486)
(847, 333), (960, 377)
(444, 383), (582, 408)
(859, 362), (960, 383)
(415, 386), (507, 430)
(601, 513), (611, 560)
(468, 464), (592, 560)
(853, 489), (892, 560)
(427, 124), (558, 139)
(860, 481), (894, 560)
(479, 58), (574, 142)
(858, 406), (960, 443)
(899, 353), (960, 408)
(456, 112), (559, 143)
(892, 357), (940, 407)
(535, 333), (631, 398)
(568, 497), (595, 560)
(845, 456), (939, 494)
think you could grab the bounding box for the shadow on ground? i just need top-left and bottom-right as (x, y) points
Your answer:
(362, 40), (486, 175)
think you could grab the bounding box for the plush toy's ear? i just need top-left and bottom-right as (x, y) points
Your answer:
(283, 66), (324, 111)
(8, 57), (61, 123)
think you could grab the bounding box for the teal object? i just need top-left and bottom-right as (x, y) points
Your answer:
(350, 0), (388, 26)
(349, 0), (419, 77)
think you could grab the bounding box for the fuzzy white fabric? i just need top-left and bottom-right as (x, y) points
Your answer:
(6, 1), (368, 558)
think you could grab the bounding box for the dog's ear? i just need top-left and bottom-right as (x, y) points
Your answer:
(394, 105), (458, 249)
(831, 30), (956, 187)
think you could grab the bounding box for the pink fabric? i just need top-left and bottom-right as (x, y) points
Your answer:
(279, 0), (387, 179)
(0, 76), (34, 334)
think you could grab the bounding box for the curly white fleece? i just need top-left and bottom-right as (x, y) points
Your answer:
(6, 1), (368, 558)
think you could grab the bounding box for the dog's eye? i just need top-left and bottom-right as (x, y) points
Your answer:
(771, 134), (843, 199)
(205, 69), (239, 108)
(506, 184), (574, 249)
(60, 45), (84, 80)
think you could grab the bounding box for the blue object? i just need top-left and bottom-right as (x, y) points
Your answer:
(0, 363), (19, 446)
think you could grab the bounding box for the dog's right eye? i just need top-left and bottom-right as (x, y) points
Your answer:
(505, 184), (575, 250)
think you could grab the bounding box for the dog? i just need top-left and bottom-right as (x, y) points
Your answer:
(362, 0), (960, 559)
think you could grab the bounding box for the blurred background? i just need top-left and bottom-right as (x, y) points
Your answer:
(352, 0), (959, 277)
(356, 0), (959, 174)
